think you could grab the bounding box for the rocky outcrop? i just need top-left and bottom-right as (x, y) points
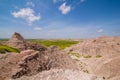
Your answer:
(7, 32), (26, 50)
(0, 47), (78, 80)
(7, 32), (47, 51)
(11, 47), (77, 79)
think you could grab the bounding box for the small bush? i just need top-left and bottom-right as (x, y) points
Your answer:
(96, 55), (102, 58)
(83, 55), (92, 58)
(68, 52), (81, 58)
(83, 70), (89, 73)
(0, 45), (20, 54)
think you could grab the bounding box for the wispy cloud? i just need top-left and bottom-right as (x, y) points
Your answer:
(53, 0), (65, 3)
(80, 0), (86, 3)
(34, 27), (42, 31)
(26, 2), (35, 7)
(97, 29), (103, 33)
(12, 8), (40, 25)
(59, 2), (71, 14)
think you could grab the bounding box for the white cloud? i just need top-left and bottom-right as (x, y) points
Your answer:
(59, 2), (71, 14)
(80, 0), (85, 3)
(34, 27), (42, 31)
(26, 2), (35, 7)
(12, 8), (40, 25)
(53, 0), (65, 3)
(97, 29), (103, 33)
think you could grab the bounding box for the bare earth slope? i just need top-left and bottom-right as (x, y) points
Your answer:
(65, 36), (120, 79)
(66, 36), (120, 57)
(13, 69), (104, 80)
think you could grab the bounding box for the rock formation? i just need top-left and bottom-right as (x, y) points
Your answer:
(7, 32), (47, 51)
(0, 48), (78, 80)
(0, 32), (78, 80)
(7, 32), (26, 50)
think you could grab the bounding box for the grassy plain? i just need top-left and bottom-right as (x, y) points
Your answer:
(28, 39), (79, 49)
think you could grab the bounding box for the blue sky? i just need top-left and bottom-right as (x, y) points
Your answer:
(0, 0), (120, 39)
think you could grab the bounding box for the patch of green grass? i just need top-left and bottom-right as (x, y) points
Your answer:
(83, 55), (92, 58)
(68, 52), (81, 58)
(29, 39), (79, 49)
(96, 55), (102, 58)
(0, 45), (20, 54)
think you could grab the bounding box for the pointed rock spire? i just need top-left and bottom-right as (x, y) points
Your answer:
(7, 32), (26, 50)
(8, 32), (25, 42)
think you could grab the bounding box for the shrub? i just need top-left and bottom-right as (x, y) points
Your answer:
(83, 70), (89, 73)
(68, 52), (81, 58)
(0, 45), (20, 54)
(96, 55), (102, 58)
(83, 55), (92, 58)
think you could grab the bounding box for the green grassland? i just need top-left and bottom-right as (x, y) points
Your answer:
(28, 39), (79, 49)
(0, 45), (20, 54)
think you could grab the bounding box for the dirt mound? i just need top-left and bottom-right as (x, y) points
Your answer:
(66, 36), (120, 57)
(7, 32), (47, 51)
(0, 48), (77, 80)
